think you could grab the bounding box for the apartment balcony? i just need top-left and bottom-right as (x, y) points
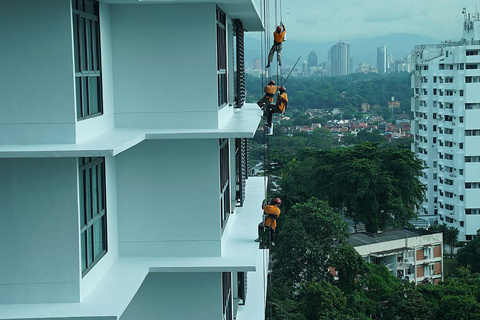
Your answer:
(0, 104), (262, 158)
(397, 260), (414, 270)
(0, 177), (268, 320)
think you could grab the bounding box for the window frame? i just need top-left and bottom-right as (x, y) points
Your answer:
(219, 138), (231, 230)
(79, 157), (107, 276)
(73, 0), (104, 120)
(216, 7), (227, 108)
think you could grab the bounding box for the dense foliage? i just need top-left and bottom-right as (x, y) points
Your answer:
(246, 72), (412, 114)
(278, 143), (424, 232)
(269, 197), (480, 320)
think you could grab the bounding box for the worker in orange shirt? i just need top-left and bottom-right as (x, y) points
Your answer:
(255, 198), (282, 245)
(257, 80), (280, 109)
(266, 23), (286, 68)
(264, 86), (288, 133)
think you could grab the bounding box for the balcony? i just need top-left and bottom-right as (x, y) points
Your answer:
(0, 104), (262, 158)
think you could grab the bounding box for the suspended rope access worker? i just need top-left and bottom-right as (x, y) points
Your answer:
(257, 80), (280, 109)
(264, 86), (288, 132)
(266, 22), (286, 68)
(255, 198), (282, 247)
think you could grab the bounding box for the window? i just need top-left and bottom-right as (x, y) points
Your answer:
(220, 138), (231, 230)
(222, 272), (233, 320)
(465, 156), (480, 162)
(466, 208), (480, 215)
(73, 0), (103, 119)
(466, 182), (480, 188)
(466, 50), (479, 56)
(465, 130), (480, 136)
(216, 7), (227, 107)
(465, 103), (480, 109)
(79, 157), (107, 275)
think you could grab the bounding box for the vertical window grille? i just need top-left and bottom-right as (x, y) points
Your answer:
(73, 0), (103, 119)
(222, 272), (233, 320)
(219, 138), (231, 230)
(217, 7), (227, 107)
(235, 138), (248, 206)
(79, 157), (107, 275)
(234, 19), (245, 108)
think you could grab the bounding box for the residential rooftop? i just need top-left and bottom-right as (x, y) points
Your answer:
(348, 228), (440, 247)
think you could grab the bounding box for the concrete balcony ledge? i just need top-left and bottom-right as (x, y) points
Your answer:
(0, 177), (268, 320)
(0, 104), (262, 158)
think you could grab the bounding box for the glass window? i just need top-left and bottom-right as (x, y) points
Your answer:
(219, 139), (231, 230)
(79, 157), (107, 275)
(73, 0), (103, 119)
(216, 7), (227, 107)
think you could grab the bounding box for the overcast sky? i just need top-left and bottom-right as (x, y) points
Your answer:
(253, 0), (480, 43)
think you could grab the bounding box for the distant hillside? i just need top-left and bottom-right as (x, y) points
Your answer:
(245, 33), (441, 69)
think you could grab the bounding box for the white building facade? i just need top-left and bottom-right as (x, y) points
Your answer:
(0, 0), (268, 319)
(412, 11), (480, 241)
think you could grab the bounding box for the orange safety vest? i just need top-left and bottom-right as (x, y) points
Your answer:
(273, 28), (286, 43)
(277, 92), (288, 113)
(264, 85), (279, 102)
(263, 204), (281, 230)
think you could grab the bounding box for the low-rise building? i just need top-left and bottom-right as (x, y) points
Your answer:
(349, 228), (444, 285)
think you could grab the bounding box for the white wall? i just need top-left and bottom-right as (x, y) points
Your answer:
(120, 272), (222, 320)
(116, 139), (221, 257)
(110, 3), (218, 129)
(0, 158), (80, 303)
(0, 0), (76, 144)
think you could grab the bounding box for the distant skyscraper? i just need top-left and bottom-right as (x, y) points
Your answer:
(302, 60), (309, 77)
(377, 45), (387, 74)
(307, 51), (318, 69)
(329, 41), (350, 76)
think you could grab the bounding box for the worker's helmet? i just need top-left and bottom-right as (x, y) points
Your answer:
(268, 80), (275, 85)
(273, 198), (282, 205)
(279, 86), (286, 92)
(276, 25), (282, 32)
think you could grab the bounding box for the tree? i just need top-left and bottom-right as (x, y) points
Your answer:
(309, 127), (334, 150)
(273, 198), (349, 284)
(358, 263), (400, 317)
(390, 281), (432, 320)
(429, 223), (459, 255)
(297, 280), (347, 320)
(330, 244), (366, 294)
(357, 129), (386, 143)
(319, 143), (425, 232)
(457, 229), (480, 273)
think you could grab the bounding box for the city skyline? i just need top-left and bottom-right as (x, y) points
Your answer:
(253, 0), (480, 43)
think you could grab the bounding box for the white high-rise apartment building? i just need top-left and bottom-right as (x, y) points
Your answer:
(412, 10), (480, 241)
(377, 45), (387, 74)
(330, 41), (350, 76)
(0, 1), (267, 319)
